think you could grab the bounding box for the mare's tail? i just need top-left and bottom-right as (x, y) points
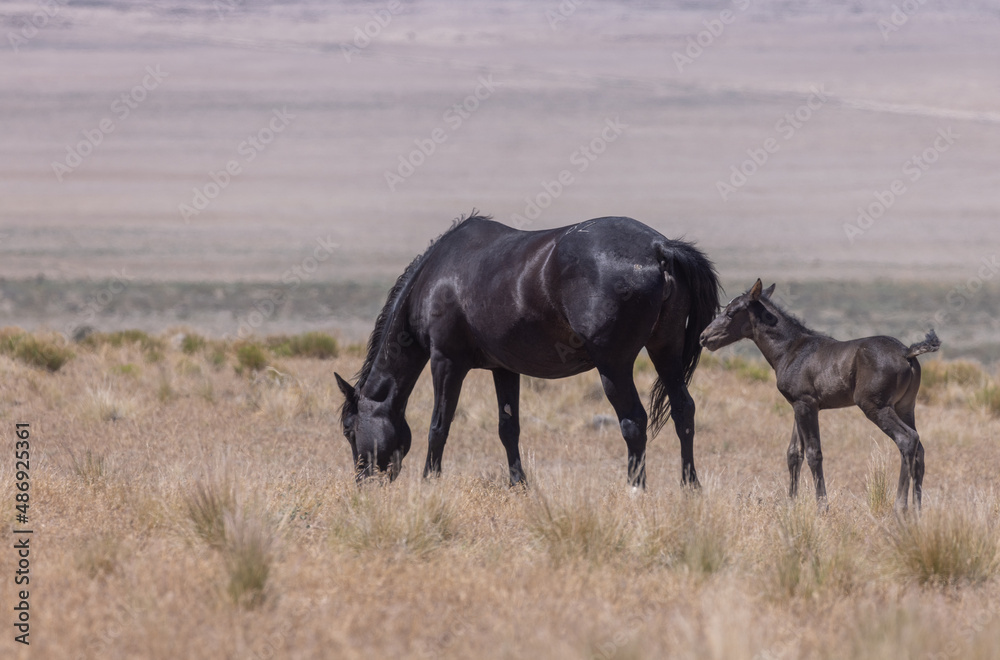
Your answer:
(906, 330), (941, 358)
(648, 239), (721, 436)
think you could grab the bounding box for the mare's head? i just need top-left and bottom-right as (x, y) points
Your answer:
(335, 373), (412, 482)
(699, 278), (776, 351)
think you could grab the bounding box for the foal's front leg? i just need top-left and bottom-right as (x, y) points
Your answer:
(792, 401), (827, 508)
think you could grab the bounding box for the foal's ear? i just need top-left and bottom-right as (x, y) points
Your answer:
(749, 278), (764, 301)
(335, 373), (356, 402)
(762, 283), (776, 299)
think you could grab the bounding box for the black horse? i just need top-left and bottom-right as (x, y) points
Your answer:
(335, 214), (719, 488)
(700, 279), (940, 513)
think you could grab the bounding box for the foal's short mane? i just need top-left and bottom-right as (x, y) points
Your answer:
(351, 211), (490, 393)
(761, 295), (830, 338)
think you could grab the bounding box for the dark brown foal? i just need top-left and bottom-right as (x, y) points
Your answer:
(700, 279), (939, 514)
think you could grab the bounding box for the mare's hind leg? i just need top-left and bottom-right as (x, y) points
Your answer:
(492, 368), (525, 486)
(597, 366), (648, 489)
(423, 352), (469, 479)
(897, 405), (923, 512)
(787, 421), (804, 498)
(862, 405), (920, 516)
(646, 347), (699, 487)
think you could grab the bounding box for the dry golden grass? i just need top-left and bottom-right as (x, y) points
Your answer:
(1, 333), (999, 659)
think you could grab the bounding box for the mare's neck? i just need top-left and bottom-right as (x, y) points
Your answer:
(359, 332), (428, 413)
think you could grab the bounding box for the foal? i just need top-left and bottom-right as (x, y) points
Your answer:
(700, 279), (940, 514)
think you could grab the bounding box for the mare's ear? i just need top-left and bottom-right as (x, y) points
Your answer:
(762, 283), (776, 299)
(749, 278), (763, 301)
(335, 373), (356, 403)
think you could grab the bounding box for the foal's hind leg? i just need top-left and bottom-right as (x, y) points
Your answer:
(423, 352), (469, 479)
(597, 366), (648, 489)
(897, 405), (924, 512)
(862, 405), (920, 516)
(492, 368), (525, 486)
(786, 421), (804, 498)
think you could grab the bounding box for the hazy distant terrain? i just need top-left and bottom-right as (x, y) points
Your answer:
(1, 0), (999, 351)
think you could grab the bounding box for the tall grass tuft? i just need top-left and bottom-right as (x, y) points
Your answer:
(185, 471), (238, 550)
(866, 447), (893, 517)
(223, 506), (274, 609)
(890, 509), (998, 587)
(69, 449), (107, 487)
(331, 486), (457, 558)
(85, 383), (136, 421)
(526, 487), (630, 565)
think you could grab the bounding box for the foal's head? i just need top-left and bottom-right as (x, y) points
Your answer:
(335, 373), (412, 482)
(699, 278), (776, 350)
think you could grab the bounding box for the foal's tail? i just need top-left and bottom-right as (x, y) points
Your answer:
(906, 329), (941, 358)
(648, 239), (721, 436)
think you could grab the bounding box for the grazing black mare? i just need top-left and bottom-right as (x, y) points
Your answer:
(700, 279), (940, 514)
(335, 214), (719, 488)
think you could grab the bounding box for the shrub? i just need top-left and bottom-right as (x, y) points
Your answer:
(722, 355), (771, 382)
(266, 332), (339, 359)
(180, 333), (207, 355)
(974, 384), (1000, 417)
(81, 330), (164, 363)
(235, 342), (268, 374)
(0, 330), (74, 372)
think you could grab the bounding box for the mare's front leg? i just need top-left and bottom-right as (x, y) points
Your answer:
(492, 369), (525, 486)
(423, 351), (468, 479)
(786, 420), (804, 498)
(597, 366), (648, 489)
(792, 401), (827, 509)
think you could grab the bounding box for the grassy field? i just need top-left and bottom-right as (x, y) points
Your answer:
(1, 329), (999, 659)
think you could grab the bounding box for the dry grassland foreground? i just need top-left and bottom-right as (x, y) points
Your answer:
(1, 329), (999, 659)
